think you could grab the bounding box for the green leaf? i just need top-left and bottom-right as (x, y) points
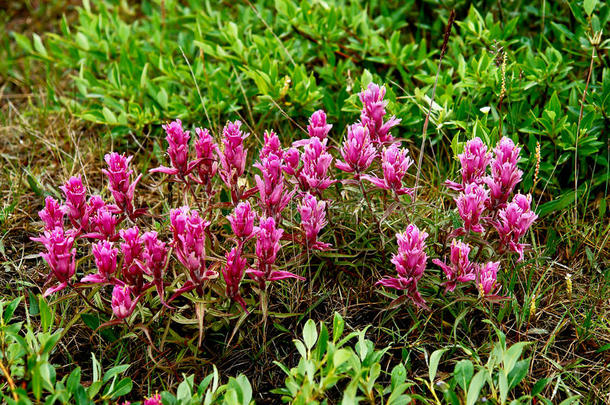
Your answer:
(466, 369), (487, 405)
(32, 363), (43, 400)
(140, 63), (149, 88)
(503, 342), (529, 373)
(333, 348), (351, 367)
(32, 33), (47, 57)
(157, 87), (168, 109)
(91, 353), (101, 383)
(428, 348), (448, 383)
(390, 363), (407, 390)
(177, 377), (192, 401)
(75, 32), (90, 51)
(333, 312), (344, 343)
(109, 377), (132, 399)
(531, 378), (550, 396)
(499, 371), (508, 405)
(67, 367), (82, 393)
(303, 319), (318, 350)
(3, 296), (21, 324)
(39, 295), (53, 332)
(102, 107), (118, 124)
(454, 360), (474, 392)
(11, 32), (33, 53)
(103, 365), (130, 383)
(584, 0), (597, 16)
(508, 359), (529, 390)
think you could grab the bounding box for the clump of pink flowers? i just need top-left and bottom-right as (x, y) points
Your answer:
(247, 217), (304, 289)
(377, 224), (428, 308)
(363, 143), (414, 196)
(335, 123), (377, 176)
(432, 135), (538, 301)
(432, 239), (476, 292)
(359, 83), (401, 144)
(30, 82), (540, 337)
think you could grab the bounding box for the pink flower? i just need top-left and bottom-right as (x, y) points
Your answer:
(362, 143), (413, 195)
(254, 153), (293, 218)
(60, 175), (88, 229)
(150, 119), (198, 180)
(432, 239), (476, 292)
(455, 183), (489, 233)
(39, 196), (64, 231)
(119, 226), (145, 292)
(359, 83), (400, 144)
(227, 201), (255, 240)
(255, 217), (283, 266)
(446, 137), (491, 191)
(247, 217), (304, 288)
(222, 247), (247, 311)
(218, 120), (249, 195)
(298, 137), (335, 191)
(377, 224), (428, 308)
(141, 232), (170, 306)
(494, 194), (538, 261)
(32, 227), (76, 296)
(142, 231), (168, 280)
(85, 206), (119, 241)
(335, 123), (377, 175)
(259, 130), (284, 160)
(193, 127), (219, 192)
(477, 261), (501, 299)
(111, 285), (137, 319)
(82, 240), (117, 284)
(298, 193), (330, 250)
(282, 147), (300, 176)
(143, 393), (162, 405)
(169, 207), (218, 299)
(102, 152), (143, 218)
(307, 110), (332, 140)
(484, 137), (523, 209)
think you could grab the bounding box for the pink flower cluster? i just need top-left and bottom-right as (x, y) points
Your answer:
(32, 157), (166, 319)
(431, 135), (538, 301)
(150, 119), (221, 197)
(445, 136), (536, 261)
(31, 82), (539, 323)
(432, 239), (503, 299)
(359, 83), (401, 144)
(377, 224), (428, 308)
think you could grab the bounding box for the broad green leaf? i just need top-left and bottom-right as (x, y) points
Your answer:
(454, 359), (474, 392)
(428, 348), (448, 383)
(503, 342), (529, 373)
(110, 377), (132, 399)
(466, 369), (487, 405)
(32, 33), (47, 57)
(67, 367), (82, 393)
(508, 359), (530, 390)
(302, 319), (318, 350)
(103, 365), (130, 383)
(584, 0), (597, 16)
(3, 297), (21, 324)
(75, 32), (90, 51)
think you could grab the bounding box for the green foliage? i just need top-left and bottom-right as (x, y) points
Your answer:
(0, 296), (133, 404)
(273, 313), (411, 404)
(11, 0), (610, 207)
(427, 325), (579, 405)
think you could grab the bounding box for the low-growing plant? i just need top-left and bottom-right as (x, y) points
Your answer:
(0, 296), (133, 404)
(272, 313), (412, 404)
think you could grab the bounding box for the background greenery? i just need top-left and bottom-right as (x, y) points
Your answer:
(1, 0), (608, 403)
